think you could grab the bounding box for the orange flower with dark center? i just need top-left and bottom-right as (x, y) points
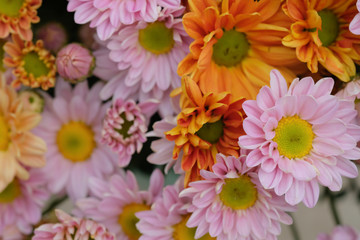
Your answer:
(3, 34), (56, 90)
(0, 0), (42, 41)
(282, 0), (360, 82)
(178, 0), (297, 100)
(166, 77), (246, 185)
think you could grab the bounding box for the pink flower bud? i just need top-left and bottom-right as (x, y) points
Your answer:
(56, 43), (95, 83)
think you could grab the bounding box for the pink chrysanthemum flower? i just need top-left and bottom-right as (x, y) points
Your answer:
(147, 116), (183, 174)
(102, 98), (158, 167)
(33, 209), (115, 240)
(76, 169), (164, 239)
(350, 1), (360, 35)
(317, 225), (359, 240)
(56, 43), (95, 83)
(103, 6), (190, 113)
(238, 70), (360, 208)
(33, 78), (118, 201)
(0, 169), (49, 236)
(67, 0), (180, 41)
(136, 178), (214, 240)
(180, 154), (295, 240)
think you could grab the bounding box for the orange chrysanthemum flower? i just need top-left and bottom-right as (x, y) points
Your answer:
(282, 0), (360, 82)
(166, 77), (246, 185)
(0, 74), (46, 192)
(4, 34), (56, 90)
(178, 0), (298, 100)
(0, 0), (42, 41)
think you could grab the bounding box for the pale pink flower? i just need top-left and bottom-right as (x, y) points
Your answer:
(103, 6), (190, 115)
(33, 78), (118, 201)
(180, 154), (295, 240)
(317, 225), (360, 240)
(238, 70), (360, 208)
(36, 22), (67, 52)
(0, 169), (49, 237)
(350, 1), (360, 35)
(33, 209), (115, 240)
(101, 98), (158, 167)
(56, 43), (95, 83)
(76, 169), (164, 239)
(147, 116), (183, 174)
(67, 0), (180, 40)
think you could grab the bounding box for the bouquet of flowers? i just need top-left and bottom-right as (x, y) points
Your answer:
(1, 0), (360, 239)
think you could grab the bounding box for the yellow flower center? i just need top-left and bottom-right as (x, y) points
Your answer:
(23, 52), (50, 78)
(196, 119), (224, 144)
(173, 215), (215, 240)
(0, 179), (21, 204)
(212, 29), (249, 67)
(56, 121), (96, 162)
(116, 112), (134, 139)
(118, 203), (150, 240)
(318, 10), (339, 47)
(0, 115), (10, 151)
(219, 175), (257, 210)
(138, 22), (174, 55)
(273, 115), (314, 159)
(0, 0), (24, 17)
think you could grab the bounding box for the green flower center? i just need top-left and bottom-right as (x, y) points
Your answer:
(173, 215), (215, 240)
(0, 0), (25, 17)
(318, 10), (339, 47)
(115, 112), (134, 139)
(0, 115), (10, 151)
(118, 203), (150, 240)
(0, 179), (21, 204)
(273, 115), (314, 159)
(196, 119), (224, 144)
(219, 175), (258, 210)
(56, 121), (96, 162)
(212, 30), (249, 67)
(23, 52), (50, 78)
(138, 22), (174, 55)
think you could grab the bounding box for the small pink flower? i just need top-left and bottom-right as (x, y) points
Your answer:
(180, 154), (295, 240)
(56, 43), (95, 83)
(238, 70), (360, 208)
(36, 22), (67, 52)
(76, 169), (164, 239)
(350, 1), (360, 35)
(33, 209), (115, 240)
(33, 78), (118, 201)
(0, 169), (49, 236)
(100, 5), (190, 116)
(102, 98), (158, 167)
(317, 225), (359, 240)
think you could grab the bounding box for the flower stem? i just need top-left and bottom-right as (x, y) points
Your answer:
(42, 195), (68, 216)
(289, 213), (301, 240)
(326, 188), (341, 225)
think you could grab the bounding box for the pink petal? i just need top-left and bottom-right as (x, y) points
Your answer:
(256, 86), (276, 110)
(303, 180), (319, 208)
(270, 69), (288, 99)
